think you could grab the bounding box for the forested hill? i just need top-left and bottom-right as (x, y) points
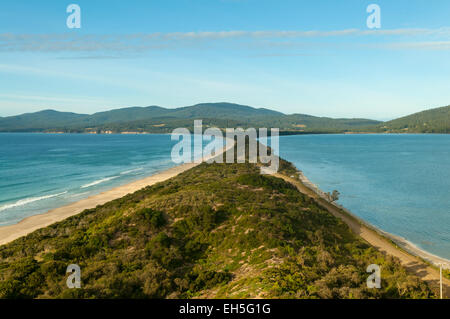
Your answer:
(0, 158), (432, 298)
(1, 102), (448, 134)
(0, 102), (379, 133)
(371, 105), (450, 133)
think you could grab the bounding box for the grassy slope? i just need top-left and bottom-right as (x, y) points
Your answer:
(0, 160), (433, 299)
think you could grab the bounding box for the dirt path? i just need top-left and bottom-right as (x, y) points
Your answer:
(274, 173), (450, 298)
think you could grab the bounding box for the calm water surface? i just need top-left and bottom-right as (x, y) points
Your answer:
(278, 134), (450, 260)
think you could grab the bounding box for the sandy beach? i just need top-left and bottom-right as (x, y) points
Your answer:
(296, 171), (450, 269)
(0, 162), (200, 245)
(0, 138), (234, 246)
(275, 172), (450, 296)
(0, 141), (448, 296)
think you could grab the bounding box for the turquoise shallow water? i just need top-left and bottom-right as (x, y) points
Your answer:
(0, 133), (180, 226)
(277, 134), (450, 260)
(1, 133), (449, 260)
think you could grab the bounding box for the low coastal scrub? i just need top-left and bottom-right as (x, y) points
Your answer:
(0, 161), (433, 299)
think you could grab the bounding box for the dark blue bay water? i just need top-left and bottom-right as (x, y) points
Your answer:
(277, 134), (450, 260)
(0, 133), (181, 226)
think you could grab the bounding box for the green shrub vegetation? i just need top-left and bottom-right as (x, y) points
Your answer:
(2, 103), (448, 134)
(0, 102), (380, 133)
(0, 160), (433, 299)
(368, 105), (450, 133)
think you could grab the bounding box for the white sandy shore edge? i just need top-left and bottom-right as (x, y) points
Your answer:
(298, 171), (450, 269)
(0, 138), (235, 246)
(1, 136), (448, 271)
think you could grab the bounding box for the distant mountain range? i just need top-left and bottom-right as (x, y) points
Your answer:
(0, 102), (448, 134)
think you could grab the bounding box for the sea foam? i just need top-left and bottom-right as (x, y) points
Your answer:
(80, 176), (119, 189)
(120, 167), (143, 175)
(0, 191), (68, 212)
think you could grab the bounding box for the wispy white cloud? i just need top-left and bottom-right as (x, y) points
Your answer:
(1, 27), (450, 53)
(55, 55), (123, 60)
(0, 93), (110, 104)
(381, 41), (450, 50)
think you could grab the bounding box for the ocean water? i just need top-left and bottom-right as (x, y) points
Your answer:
(1, 133), (449, 261)
(0, 133), (184, 226)
(277, 134), (450, 260)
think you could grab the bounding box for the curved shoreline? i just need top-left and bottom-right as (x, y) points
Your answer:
(0, 139), (448, 296)
(274, 171), (450, 296)
(1, 154), (448, 268)
(297, 171), (450, 269)
(0, 162), (199, 245)
(0, 138), (235, 245)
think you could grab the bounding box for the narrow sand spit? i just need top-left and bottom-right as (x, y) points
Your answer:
(0, 139), (448, 298)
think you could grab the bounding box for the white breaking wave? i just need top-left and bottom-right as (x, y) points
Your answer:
(67, 192), (90, 198)
(120, 167), (144, 175)
(80, 176), (119, 189)
(0, 191), (68, 212)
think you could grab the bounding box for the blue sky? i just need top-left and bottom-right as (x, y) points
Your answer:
(0, 0), (450, 120)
